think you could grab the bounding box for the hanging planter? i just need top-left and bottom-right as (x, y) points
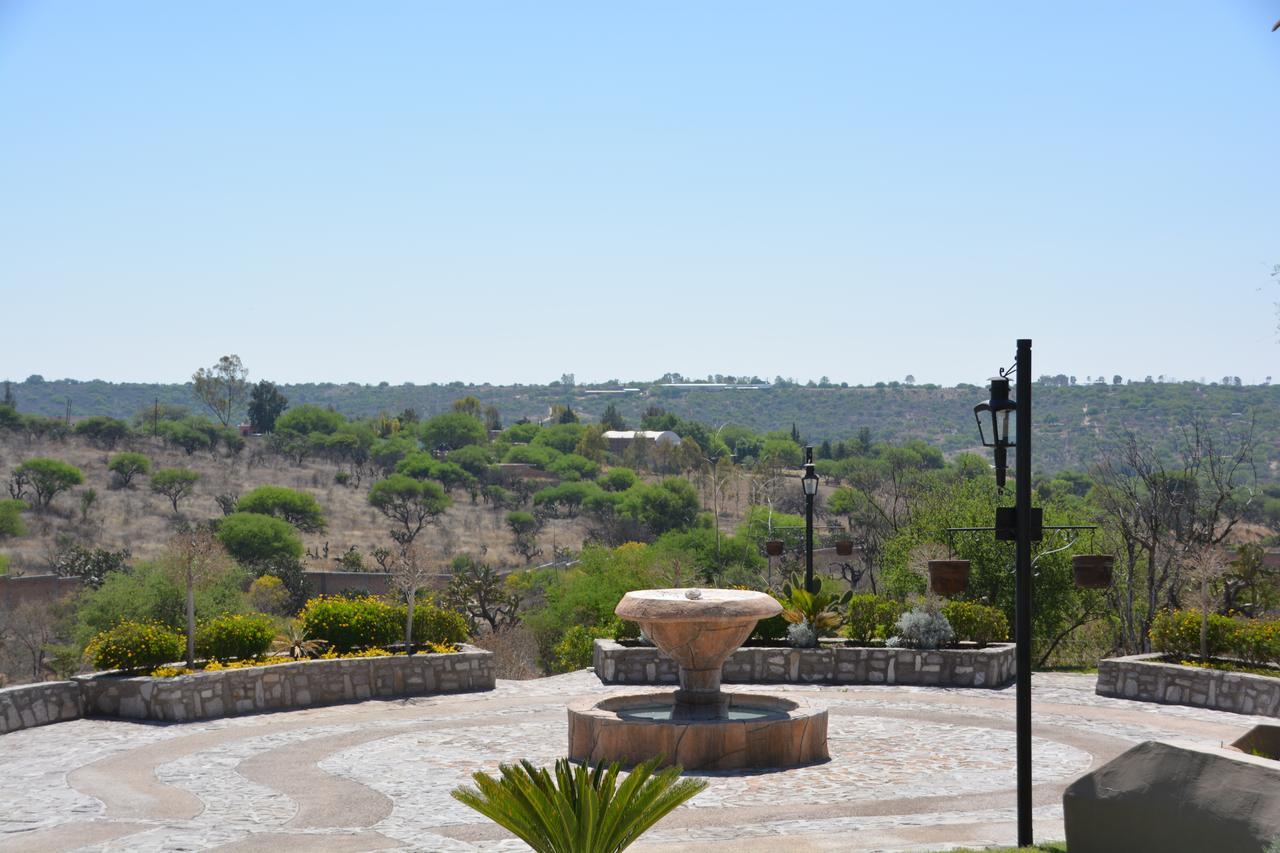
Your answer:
(765, 539), (785, 557)
(928, 559), (971, 596)
(1072, 555), (1114, 589)
(835, 540), (855, 556)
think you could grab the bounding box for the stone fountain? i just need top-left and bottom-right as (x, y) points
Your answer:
(567, 588), (828, 770)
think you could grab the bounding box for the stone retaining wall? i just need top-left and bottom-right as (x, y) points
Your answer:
(593, 640), (1015, 688)
(0, 647), (494, 734)
(0, 681), (83, 735)
(1096, 653), (1280, 717)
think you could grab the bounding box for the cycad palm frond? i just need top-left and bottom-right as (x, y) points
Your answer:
(451, 755), (706, 853)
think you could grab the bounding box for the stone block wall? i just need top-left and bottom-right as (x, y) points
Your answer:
(1, 647), (494, 734)
(594, 640), (1015, 688)
(0, 681), (84, 735)
(1096, 653), (1280, 717)
(76, 646), (494, 723)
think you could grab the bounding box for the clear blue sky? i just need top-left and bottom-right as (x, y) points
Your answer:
(2, 2), (1277, 386)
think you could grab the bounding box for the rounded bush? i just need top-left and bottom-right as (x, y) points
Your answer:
(941, 600), (1009, 647)
(1229, 618), (1280, 666)
(405, 601), (470, 646)
(846, 595), (905, 645)
(217, 512), (303, 566)
(195, 613), (275, 662)
(299, 595), (400, 651)
(85, 621), (183, 672)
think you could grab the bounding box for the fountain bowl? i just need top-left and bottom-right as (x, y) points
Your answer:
(567, 691), (828, 771)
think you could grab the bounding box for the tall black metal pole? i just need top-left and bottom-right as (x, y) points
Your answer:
(804, 445), (815, 593)
(1014, 338), (1033, 847)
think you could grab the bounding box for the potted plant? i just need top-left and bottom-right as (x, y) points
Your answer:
(1072, 554), (1114, 589)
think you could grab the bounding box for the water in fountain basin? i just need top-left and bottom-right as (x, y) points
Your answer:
(616, 703), (790, 722)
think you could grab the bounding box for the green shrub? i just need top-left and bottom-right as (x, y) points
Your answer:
(552, 624), (611, 672)
(299, 595), (401, 651)
(107, 452), (151, 487)
(1230, 618), (1280, 666)
(942, 600), (1009, 646)
(845, 595), (904, 644)
(85, 621), (184, 672)
(406, 600), (470, 646)
(195, 613), (275, 662)
(217, 512), (303, 566)
(1149, 609), (1237, 659)
(236, 485), (326, 533)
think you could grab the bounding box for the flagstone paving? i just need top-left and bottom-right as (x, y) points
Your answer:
(0, 670), (1269, 852)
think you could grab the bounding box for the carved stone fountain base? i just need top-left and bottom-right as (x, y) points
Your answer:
(567, 691), (828, 771)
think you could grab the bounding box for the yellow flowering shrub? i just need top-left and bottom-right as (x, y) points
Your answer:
(86, 621), (184, 672)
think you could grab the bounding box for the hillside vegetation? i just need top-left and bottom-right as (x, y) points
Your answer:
(7, 376), (1280, 482)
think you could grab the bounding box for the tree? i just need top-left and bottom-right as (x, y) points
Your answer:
(390, 545), (434, 654)
(235, 485), (326, 533)
(0, 499), (27, 539)
(162, 526), (238, 667)
(600, 404), (626, 431)
(1, 598), (73, 681)
(151, 468), (200, 515)
(192, 354), (249, 427)
(247, 380), (288, 433)
(73, 416), (131, 449)
(368, 474), (451, 548)
(452, 396), (483, 418)
(1182, 545), (1230, 662)
(13, 458), (84, 510)
(446, 554), (525, 631)
(483, 405), (503, 432)
(1092, 416), (1257, 653)
(274, 404), (345, 435)
(216, 511), (304, 566)
(421, 412), (487, 451)
(52, 544), (130, 589)
(506, 511), (543, 563)
(107, 452), (151, 488)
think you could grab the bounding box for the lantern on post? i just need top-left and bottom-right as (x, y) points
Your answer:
(973, 375), (1017, 488)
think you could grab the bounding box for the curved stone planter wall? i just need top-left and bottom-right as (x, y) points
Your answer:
(593, 639), (1015, 688)
(1096, 653), (1280, 717)
(0, 646), (494, 734)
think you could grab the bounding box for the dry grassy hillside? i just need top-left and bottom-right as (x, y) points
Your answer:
(0, 433), (597, 575)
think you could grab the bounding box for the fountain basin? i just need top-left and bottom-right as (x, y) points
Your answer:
(568, 691), (828, 771)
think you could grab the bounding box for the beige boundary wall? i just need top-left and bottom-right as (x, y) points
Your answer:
(0, 645), (494, 735)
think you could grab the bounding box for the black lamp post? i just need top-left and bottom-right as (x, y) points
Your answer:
(801, 445), (819, 593)
(974, 339), (1035, 847)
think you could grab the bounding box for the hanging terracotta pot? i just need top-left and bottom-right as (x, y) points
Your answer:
(765, 539), (784, 556)
(928, 559), (971, 596)
(1072, 555), (1114, 589)
(835, 539), (854, 556)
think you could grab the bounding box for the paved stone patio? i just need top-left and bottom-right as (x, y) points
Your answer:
(0, 670), (1269, 851)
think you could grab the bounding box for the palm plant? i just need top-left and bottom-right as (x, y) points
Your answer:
(271, 622), (328, 660)
(451, 756), (706, 853)
(779, 575), (851, 635)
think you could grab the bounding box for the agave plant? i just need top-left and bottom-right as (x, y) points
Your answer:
(270, 622), (328, 660)
(451, 755), (706, 853)
(779, 575), (851, 637)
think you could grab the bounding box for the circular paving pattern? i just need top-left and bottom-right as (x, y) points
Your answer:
(0, 671), (1268, 852)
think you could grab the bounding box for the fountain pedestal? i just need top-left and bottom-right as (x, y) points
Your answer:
(567, 588), (829, 770)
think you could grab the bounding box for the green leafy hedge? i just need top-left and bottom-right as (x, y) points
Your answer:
(300, 595), (470, 651)
(941, 600), (1010, 647)
(1150, 609), (1280, 664)
(196, 613), (275, 662)
(300, 596), (402, 651)
(845, 595), (904, 644)
(85, 621), (183, 672)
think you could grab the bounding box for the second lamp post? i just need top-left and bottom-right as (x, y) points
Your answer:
(802, 445), (819, 593)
